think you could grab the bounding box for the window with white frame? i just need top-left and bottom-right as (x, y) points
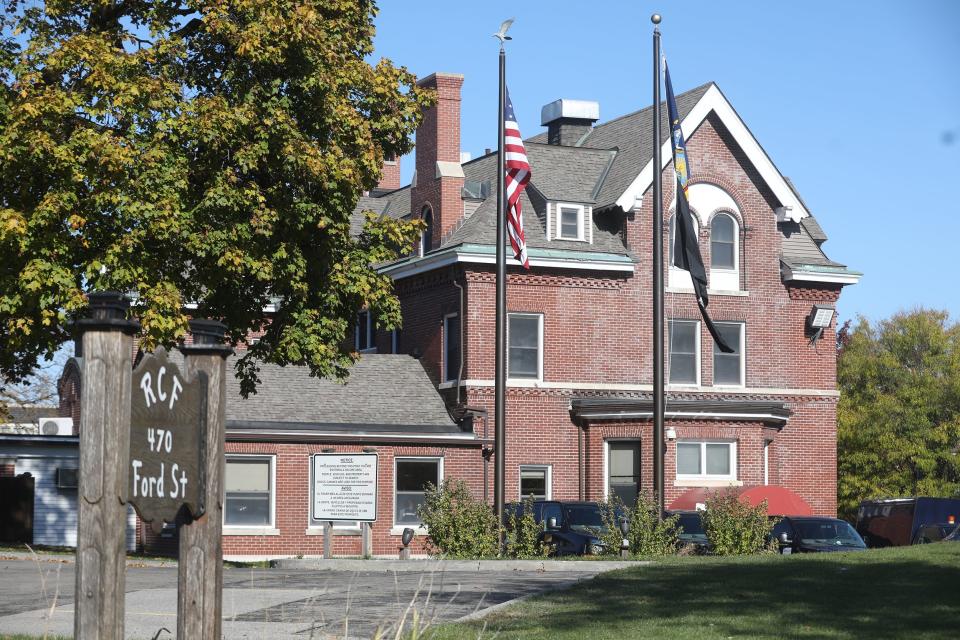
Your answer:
(556, 203), (585, 241)
(355, 310), (374, 352)
(710, 213), (739, 290)
(224, 456), (274, 527)
(519, 465), (551, 500)
(508, 313), (543, 380)
(676, 441), (736, 481)
(713, 322), (744, 386)
(395, 458), (441, 526)
(668, 212), (700, 289)
(669, 320), (699, 385)
(443, 312), (460, 382)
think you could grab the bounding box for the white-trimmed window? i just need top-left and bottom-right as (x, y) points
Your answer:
(710, 213), (739, 291)
(443, 312), (460, 382)
(713, 322), (745, 386)
(224, 455), (275, 529)
(519, 465), (551, 500)
(355, 310), (374, 353)
(394, 457), (442, 526)
(669, 320), (699, 385)
(668, 211), (700, 290)
(508, 313), (543, 381)
(676, 441), (736, 481)
(556, 203), (586, 241)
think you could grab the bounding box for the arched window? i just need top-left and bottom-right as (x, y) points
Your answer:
(710, 212), (739, 291)
(668, 211), (699, 289)
(420, 206), (433, 257)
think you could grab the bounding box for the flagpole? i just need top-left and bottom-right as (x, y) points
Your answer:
(494, 37), (507, 534)
(651, 13), (666, 518)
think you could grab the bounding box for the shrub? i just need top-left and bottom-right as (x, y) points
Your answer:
(600, 494), (681, 557)
(701, 490), (775, 555)
(417, 479), (500, 558)
(506, 496), (547, 558)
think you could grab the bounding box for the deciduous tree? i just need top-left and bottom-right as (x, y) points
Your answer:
(0, 0), (430, 395)
(837, 309), (960, 517)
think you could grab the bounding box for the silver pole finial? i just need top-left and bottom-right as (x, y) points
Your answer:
(651, 13), (662, 24)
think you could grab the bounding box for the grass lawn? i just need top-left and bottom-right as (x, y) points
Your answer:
(427, 543), (960, 639)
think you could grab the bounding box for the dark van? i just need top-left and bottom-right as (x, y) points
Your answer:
(856, 497), (960, 547)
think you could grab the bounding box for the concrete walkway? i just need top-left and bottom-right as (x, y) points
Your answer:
(0, 553), (646, 639)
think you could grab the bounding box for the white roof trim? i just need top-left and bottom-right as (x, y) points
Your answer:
(782, 265), (862, 285)
(382, 250), (635, 280)
(615, 84), (809, 223)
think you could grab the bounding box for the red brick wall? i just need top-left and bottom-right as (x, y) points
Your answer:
(221, 440), (486, 557)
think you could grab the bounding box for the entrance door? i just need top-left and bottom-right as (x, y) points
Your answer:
(608, 442), (641, 506)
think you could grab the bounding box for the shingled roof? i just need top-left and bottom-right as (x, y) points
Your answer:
(356, 79), (854, 280)
(224, 354), (459, 434)
(529, 82), (713, 211)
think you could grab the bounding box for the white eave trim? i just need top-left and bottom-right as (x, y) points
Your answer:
(381, 246), (635, 280)
(576, 410), (789, 425)
(783, 264), (862, 285)
(615, 84), (809, 223)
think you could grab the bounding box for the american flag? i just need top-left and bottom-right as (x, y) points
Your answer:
(504, 88), (531, 269)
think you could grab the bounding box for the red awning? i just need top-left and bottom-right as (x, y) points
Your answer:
(668, 485), (814, 516)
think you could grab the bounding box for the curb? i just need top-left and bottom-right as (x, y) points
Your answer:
(270, 558), (650, 572)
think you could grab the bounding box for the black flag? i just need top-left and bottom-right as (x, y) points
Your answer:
(665, 58), (733, 353)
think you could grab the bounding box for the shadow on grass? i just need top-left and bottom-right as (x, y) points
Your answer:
(433, 544), (960, 639)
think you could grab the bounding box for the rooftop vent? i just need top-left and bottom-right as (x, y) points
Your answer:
(541, 99), (599, 146)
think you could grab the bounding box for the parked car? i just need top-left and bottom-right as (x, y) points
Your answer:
(667, 510), (710, 553)
(504, 500), (620, 556)
(771, 516), (868, 554)
(856, 497), (960, 547)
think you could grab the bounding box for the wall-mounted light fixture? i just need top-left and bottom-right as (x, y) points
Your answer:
(665, 427), (677, 441)
(807, 304), (835, 347)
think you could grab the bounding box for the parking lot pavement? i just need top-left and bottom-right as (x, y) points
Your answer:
(0, 559), (608, 639)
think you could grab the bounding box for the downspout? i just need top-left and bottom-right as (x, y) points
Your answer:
(452, 277), (492, 502)
(571, 407), (585, 501)
(452, 279), (465, 406)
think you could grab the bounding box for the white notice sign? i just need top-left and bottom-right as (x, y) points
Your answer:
(312, 453), (378, 522)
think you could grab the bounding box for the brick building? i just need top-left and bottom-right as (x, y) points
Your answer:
(56, 71), (859, 559)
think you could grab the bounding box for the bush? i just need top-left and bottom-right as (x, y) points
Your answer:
(417, 479), (500, 558)
(506, 496), (548, 558)
(701, 490), (776, 555)
(600, 494), (681, 557)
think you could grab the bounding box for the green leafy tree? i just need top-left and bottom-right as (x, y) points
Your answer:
(837, 309), (960, 518)
(0, 0), (430, 395)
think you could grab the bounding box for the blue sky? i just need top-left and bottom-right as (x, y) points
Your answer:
(371, 0), (960, 325)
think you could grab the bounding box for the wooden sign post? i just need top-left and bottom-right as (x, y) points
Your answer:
(177, 319), (231, 640)
(74, 292), (139, 640)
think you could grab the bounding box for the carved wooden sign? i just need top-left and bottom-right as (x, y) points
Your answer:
(128, 348), (206, 531)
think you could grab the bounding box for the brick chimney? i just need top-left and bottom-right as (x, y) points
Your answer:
(411, 72), (465, 253)
(377, 156), (401, 191)
(541, 98), (599, 146)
